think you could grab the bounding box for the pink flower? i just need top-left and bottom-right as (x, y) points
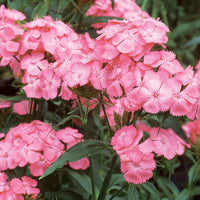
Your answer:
(111, 125), (143, 154)
(39, 68), (61, 100)
(29, 156), (52, 177)
(68, 141), (89, 170)
(0, 5), (26, 21)
(13, 100), (36, 115)
(10, 176), (40, 198)
(149, 127), (190, 159)
(0, 141), (17, 170)
(182, 120), (200, 144)
(0, 99), (11, 109)
(140, 78), (173, 113)
(63, 62), (92, 87)
(168, 78), (196, 116)
(120, 149), (156, 184)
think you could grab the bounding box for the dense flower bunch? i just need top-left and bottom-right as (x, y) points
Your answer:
(111, 124), (190, 184)
(0, 172), (39, 200)
(0, 120), (89, 198)
(86, 0), (149, 28)
(0, 0), (198, 189)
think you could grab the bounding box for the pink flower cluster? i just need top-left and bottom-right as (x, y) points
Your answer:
(0, 172), (39, 200)
(0, 0), (198, 187)
(111, 124), (190, 184)
(1, 3), (199, 119)
(0, 120), (89, 198)
(86, 0), (149, 28)
(0, 120), (89, 176)
(0, 5), (25, 66)
(182, 119), (200, 144)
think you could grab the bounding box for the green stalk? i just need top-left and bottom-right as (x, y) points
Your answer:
(97, 155), (118, 200)
(100, 93), (114, 137)
(90, 157), (96, 200)
(77, 95), (96, 200)
(109, 183), (128, 200)
(141, 0), (149, 11)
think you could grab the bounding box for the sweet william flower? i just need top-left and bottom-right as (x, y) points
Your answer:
(13, 100), (37, 115)
(168, 78), (196, 116)
(111, 125), (143, 154)
(0, 99), (11, 109)
(140, 78), (173, 113)
(10, 176), (40, 198)
(120, 148), (156, 184)
(182, 120), (200, 144)
(149, 127), (190, 159)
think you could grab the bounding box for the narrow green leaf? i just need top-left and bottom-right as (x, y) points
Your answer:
(157, 178), (173, 200)
(31, 0), (50, 20)
(184, 36), (200, 47)
(53, 115), (82, 128)
(142, 181), (161, 200)
(114, 111), (122, 128)
(185, 149), (196, 163)
(188, 163), (200, 187)
(111, 0), (115, 9)
(98, 155), (117, 200)
(69, 0), (84, 14)
(82, 16), (123, 26)
(145, 118), (160, 127)
(175, 189), (190, 200)
(93, 104), (104, 137)
(128, 184), (139, 200)
(40, 140), (110, 179)
(122, 111), (131, 126)
(170, 20), (200, 40)
(7, 0), (25, 11)
(67, 169), (93, 194)
(190, 186), (200, 196)
(157, 177), (179, 199)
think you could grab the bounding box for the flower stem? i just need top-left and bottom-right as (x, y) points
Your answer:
(109, 183), (128, 200)
(100, 93), (114, 137)
(97, 155), (118, 200)
(90, 157), (96, 200)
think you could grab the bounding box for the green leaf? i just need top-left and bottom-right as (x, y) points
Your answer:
(185, 149), (196, 163)
(142, 181), (161, 200)
(69, 85), (101, 99)
(184, 36), (200, 47)
(145, 118), (160, 127)
(175, 189), (190, 200)
(111, 0), (115, 9)
(7, 0), (25, 11)
(169, 20), (200, 40)
(53, 115), (82, 128)
(157, 177), (179, 199)
(114, 111), (122, 128)
(93, 104), (104, 137)
(122, 111), (131, 126)
(82, 16), (123, 26)
(66, 169), (93, 194)
(190, 186), (200, 196)
(128, 184), (139, 200)
(40, 140), (110, 179)
(31, 0), (50, 20)
(188, 163), (200, 187)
